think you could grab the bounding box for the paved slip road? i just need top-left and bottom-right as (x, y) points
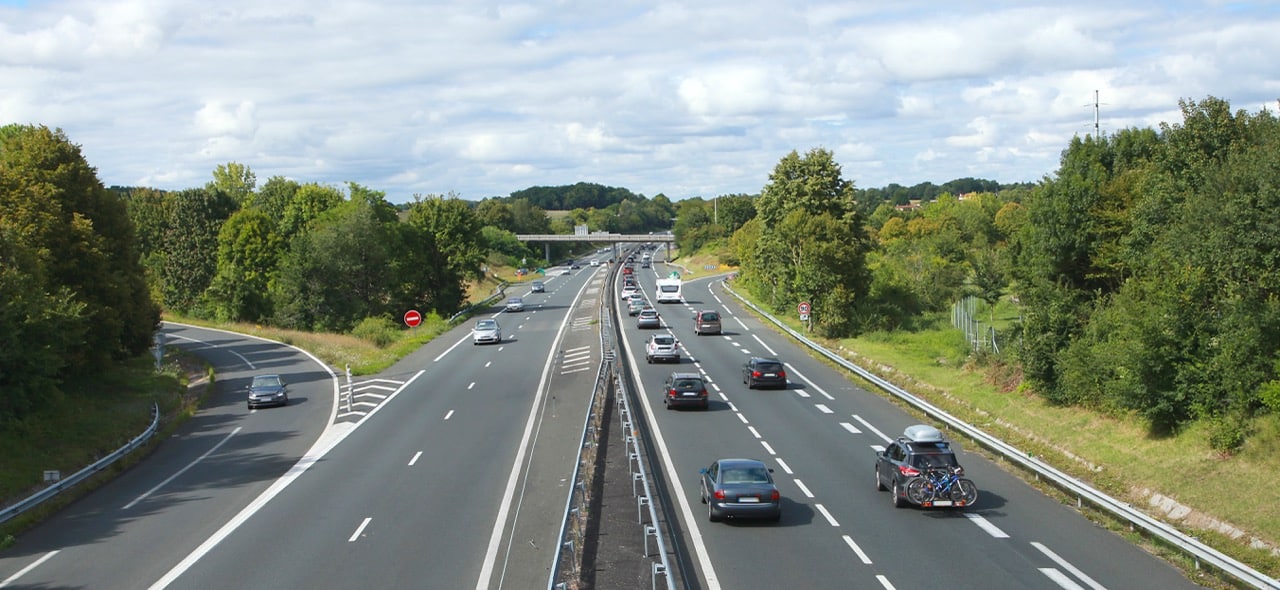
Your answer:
(0, 323), (338, 590)
(619, 256), (1203, 590)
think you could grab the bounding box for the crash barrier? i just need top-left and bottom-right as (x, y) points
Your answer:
(447, 281), (509, 324)
(547, 345), (612, 588)
(1, 403), (160, 526)
(616, 357), (677, 590)
(722, 280), (1280, 590)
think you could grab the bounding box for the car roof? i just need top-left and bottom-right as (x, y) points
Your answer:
(670, 371), (701, 379)
(902, 424), (944, 443)
(715, 458), (768, 468)
(749, 356), (781, 363)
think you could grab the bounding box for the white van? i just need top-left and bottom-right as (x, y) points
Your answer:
(655, 278), (683, 303)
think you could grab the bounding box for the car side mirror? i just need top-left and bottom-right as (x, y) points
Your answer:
(698, 468), (708, 475)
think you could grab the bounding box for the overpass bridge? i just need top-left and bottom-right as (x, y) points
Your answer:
(515, 233), (674, 262)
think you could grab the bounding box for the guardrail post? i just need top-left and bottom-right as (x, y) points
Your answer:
(651, 562), (667, 590)
(644, 524), (657, 557)
(637, 496), (650, 524)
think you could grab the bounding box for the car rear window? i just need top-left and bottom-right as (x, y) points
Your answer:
(673, 379), (702, 389)
(910, 453), (958, 469)
(757, 362), (783, 372)
(700, 312), (720, 320)
(654, 336), (674, 345)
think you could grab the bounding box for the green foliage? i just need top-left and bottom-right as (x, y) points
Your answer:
(350, 316), (401, 348)
(207, 162), (256, 207)
(161, 188), (236, 314)
(206, 208), (281, 322)
(404, 195), (484, 312)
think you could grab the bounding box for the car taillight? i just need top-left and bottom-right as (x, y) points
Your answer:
(714, 489), (725, 500)
(770, 490), (780, 501)
(669, 389), (678, 398)
(778, 370), (786, 378)
(752, 370), (762, 378)
(700, 389), (708, 397)
(898, 465), (920, 477)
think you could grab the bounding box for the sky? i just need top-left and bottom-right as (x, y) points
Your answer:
(2, 1), (1278, 203)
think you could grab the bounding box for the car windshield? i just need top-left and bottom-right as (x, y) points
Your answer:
(722, 466), (771, 484)
(508, 298), (521, 304)
(252, 375), (281, 388)
(476, 320), (497, 330)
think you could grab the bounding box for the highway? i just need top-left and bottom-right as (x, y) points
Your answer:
(618, 254), (1202, 590)
(0, 246), (1214, 589)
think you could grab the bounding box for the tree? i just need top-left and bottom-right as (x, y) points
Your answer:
(207, 208), (282, 322)
(161, 188), (237, 314)
(208, 161), (257, 207)
(0, 124), (159, 365)
(404, 194), (485, 312)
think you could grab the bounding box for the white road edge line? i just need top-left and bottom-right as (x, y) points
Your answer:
(750, 334), (777, 356)
(853, 415), (892, 443)
(0, 550), (59, 588)
(348, 517), (372, 542)
(123, 427), (243, 510)
(1032, 542), (1108, 590)
(782, 364), (834, 400)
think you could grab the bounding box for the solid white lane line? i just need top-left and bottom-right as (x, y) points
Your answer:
(408, 451), (423, 466)
(876, 575), (897, 590)
(842, 535), (872, 564)
(793, 479), (814, 498)
(123, 427), (242, 510)
(736, 413), (749, 424)
(747, 426), (762, 439)
(0, 550), (59, 588)
(815, 404), (833, 414)
(964, 513), (1010, 538)
(1039, 569), (1088, 590)
(760, 441), (776, 455)
(444, 410), (454, 420)
(775, 458), (793, 474)
(348, 517), (372, 542)
(814, 503), (840, 527)
(840, 422), (861, 434)
(1032, 542), (1107, 590)
(783, 364), (834, 400)
(750, 334), (777, 356)
(853, 415), (892, 443)
(734, 317), (748, 330)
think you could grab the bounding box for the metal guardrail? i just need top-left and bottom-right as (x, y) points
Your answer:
(448, 281), (509, 324)
(721, 280), (1280, 590)
(0, 402), (161, 526)
(549, 302), (613, 588)
(615, 358), (677, 590)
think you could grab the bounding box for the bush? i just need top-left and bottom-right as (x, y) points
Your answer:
(350, 316), (401, 348)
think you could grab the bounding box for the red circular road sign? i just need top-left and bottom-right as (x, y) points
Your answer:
(403, 309), (423, 327)
(798, 301), (811, 314)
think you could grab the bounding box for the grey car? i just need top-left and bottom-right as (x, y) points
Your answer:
(472, 318), (502, 344)
(530, 281), (545, 293)
(699, 458), (781, 522)
(693, 310), (722, 335)
(247, 374), (288, 409)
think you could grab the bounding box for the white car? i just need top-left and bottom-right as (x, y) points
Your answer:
(590, 259), (600, 267)
(505, 297), (525, 312)
(620, 285), (639, 300)
(645, 334), (680, 363)
(472, 319), (502, 344)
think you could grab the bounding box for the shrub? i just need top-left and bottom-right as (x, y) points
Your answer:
(350, 316), (400, 348)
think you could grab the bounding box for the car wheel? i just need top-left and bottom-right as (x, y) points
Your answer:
(647, 356), (652, 364)
(701, 400), (709, 410)
(771, 510), (782, 523)
(708, 502), (721, 522)
(876, 468), (886, 491)
(281, 394), (288, 406)
(746, 378), (755, 390)
(892, 480), (906, 508)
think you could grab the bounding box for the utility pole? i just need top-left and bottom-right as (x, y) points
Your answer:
(1093, 90), (1100, 137)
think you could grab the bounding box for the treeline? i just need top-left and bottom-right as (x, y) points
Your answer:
(676, 96), (1280, 447)
(1, 125), (160, 420)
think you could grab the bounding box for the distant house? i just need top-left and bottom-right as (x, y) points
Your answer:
(894, 200), (922, 212)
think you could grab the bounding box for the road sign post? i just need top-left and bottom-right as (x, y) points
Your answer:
(798, 301), (811, 328)
(403, 309), (422, 328)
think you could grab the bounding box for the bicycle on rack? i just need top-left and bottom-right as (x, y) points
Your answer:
(906, 465), (978, 508)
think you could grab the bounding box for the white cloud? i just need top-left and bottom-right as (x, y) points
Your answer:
(0, 0), (1276, 199)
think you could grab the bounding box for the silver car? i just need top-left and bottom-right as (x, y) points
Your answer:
(472, 318), (502, 344)
(505, 297), (525, 312)
(636, 308), (661, 329)
(645, 334), (680, 363)
(699, 458), (782, 522)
